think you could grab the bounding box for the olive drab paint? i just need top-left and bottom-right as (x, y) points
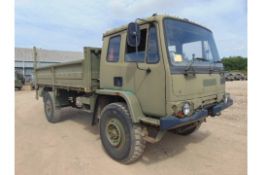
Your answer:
(34, 14), (233, 163)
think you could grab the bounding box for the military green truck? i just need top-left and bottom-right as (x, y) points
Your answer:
(34, 14), (233, 164)
(233, 72), (245, 80)
(15, 71), (24, 90)
(224, 72), (234, 81)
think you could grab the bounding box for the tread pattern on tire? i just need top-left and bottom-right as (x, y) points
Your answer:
(125, 124), (146, 164)
(44, 91), (62, 123)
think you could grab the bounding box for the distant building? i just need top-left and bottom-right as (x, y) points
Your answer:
(15, 48), (83, 82)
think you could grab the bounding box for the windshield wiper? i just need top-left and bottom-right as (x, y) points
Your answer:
(210, 60), (223, 74)
(194, 57), (209, 62)
(213, 60), (222, 63)
(194, 57), (216, 74)
(208, 68), (224, 75)
(184, 59), (196, 76)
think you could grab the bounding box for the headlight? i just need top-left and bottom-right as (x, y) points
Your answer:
(183, 103), (191, 116)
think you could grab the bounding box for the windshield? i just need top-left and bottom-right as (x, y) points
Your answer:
(164, 18), (220, 71)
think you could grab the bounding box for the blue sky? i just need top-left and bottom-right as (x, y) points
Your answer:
(15, 0), (247, 57)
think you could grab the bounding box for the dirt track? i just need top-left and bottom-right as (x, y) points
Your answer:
(15, 81), (247, 175)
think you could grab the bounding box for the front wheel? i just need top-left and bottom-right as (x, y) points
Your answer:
(99, 102), (146, 164)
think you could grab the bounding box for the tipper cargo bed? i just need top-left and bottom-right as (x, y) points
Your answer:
(36, 47), (101, 92)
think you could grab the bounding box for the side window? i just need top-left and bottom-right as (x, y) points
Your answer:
(147, 25), (159, 63)
(107, 35), (121, 62)
(125, 29), (147, 62)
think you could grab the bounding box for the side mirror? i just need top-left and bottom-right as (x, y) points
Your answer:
(127, 22), (141, 47)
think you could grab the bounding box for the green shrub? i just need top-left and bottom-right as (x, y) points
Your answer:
(221, 56), (247, 74)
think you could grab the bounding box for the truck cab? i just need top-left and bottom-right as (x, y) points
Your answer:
(99, 15), (232, 126)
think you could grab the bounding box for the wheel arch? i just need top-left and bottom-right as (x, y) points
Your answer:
(95, 89), (145, 123)
(38, 86), (52, 97)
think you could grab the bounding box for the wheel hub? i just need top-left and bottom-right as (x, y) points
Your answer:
(106, 118), (123, 147)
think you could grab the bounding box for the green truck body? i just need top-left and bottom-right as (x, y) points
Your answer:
(36, 47), (101, 92)
(35, 14), (233, 164)
(15, 71), (24, 90)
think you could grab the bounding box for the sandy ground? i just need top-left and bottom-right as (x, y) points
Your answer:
(15, 81), (247, 175)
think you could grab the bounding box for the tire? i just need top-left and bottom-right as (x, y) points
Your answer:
(16, 87), (22, 91)
(172, 121), (201, 136)
(99, 102), (146, 164)
(43, 92), (62, 123)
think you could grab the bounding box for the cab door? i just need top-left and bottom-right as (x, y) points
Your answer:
(123, 23), (166, 117)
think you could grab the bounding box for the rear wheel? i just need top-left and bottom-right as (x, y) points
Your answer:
(43, 92), (62, 123)
(30, 84), (35, 90)
(15, 87), (22, 91)
(172, 121), (201, 136)
(99, 102), (146, 164)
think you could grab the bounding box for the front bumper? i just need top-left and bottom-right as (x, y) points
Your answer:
(160, 98), (233, 130)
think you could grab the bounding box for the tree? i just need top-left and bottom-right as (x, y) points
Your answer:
(221, 56), (247, 72)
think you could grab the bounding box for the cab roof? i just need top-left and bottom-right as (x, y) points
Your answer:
(103, 14), (211, 37)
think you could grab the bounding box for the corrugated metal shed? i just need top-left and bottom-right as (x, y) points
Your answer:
(15, 47), (84, 82)
(15, 48), (83, 62)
